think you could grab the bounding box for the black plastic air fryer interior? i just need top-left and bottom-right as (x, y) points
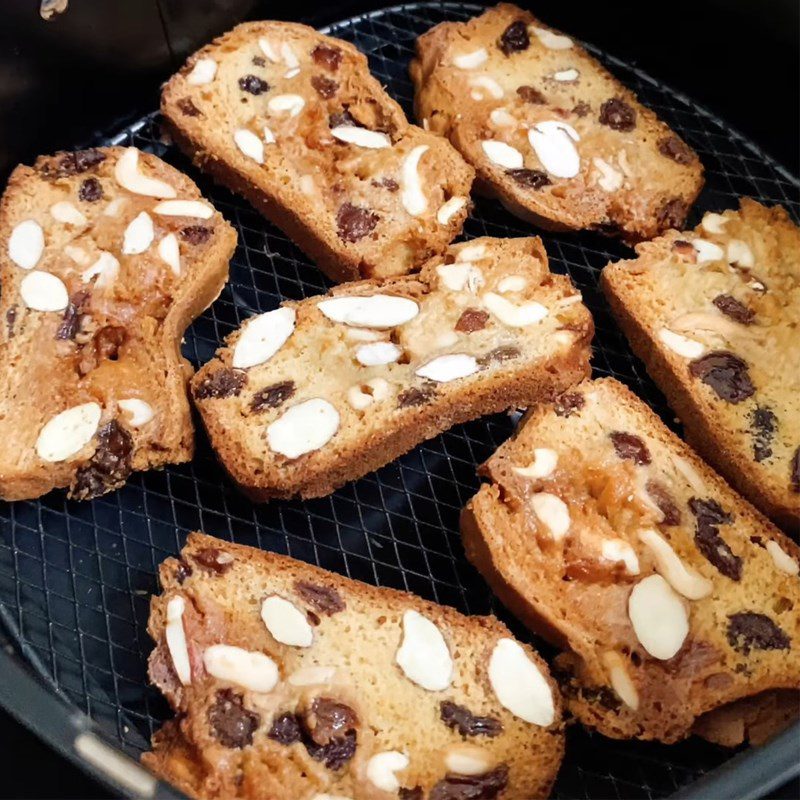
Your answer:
(0, 2), (798, 798)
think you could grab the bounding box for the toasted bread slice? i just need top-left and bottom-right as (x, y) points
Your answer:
(602, 199), (800, 532)
(143, 532), (565, 800)
(0, 146), (236, 501)
(462, 378), (800, 743)
(191, 237), (592, 501)
(162, 21), (474, 283)
(411, 3), (703, 240)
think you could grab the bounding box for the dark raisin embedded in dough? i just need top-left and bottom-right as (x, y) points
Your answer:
(181, 225), (212, 245)
(238, 74), (270, 95)
(689, 351), (755, 404)
(657, 135), (694, 165)
(713, 294), (754, 325)
(312, 44), (343, 71)
(429, 765), (509, 800)
(295, 580), (345, 615)
(645, 479), (681, 526)
(174, 559), (193, 584)
(53, 148), (106, 178)
(572, 101), (590, 117)
(672, 240), (697, 259)
(657, 197), (690, 231)
(400, 788), (423, 800)
(329, 109), (358, 128)
(516, 85), (545, 104)
(70, 420), (133, 501)
(252, 55), (266, 67)
(300, 697), (358, 770)
(176, 97), (201, 117)
(398, 386), (435, 408)
(208, 689), (260, 749)
(268, 712), (302, 745)
(727, 612), (790, 655)
(498, 20), (530, 55)
(750, 406), (777, 462)
(478, 346), (521, 367)
(792, 447), (800, 493)
(610, 431), (651, 465)
(193, 547), (234, 574)
(440, 700), (503, 737)
(194, 368), (247, 400)
(336, 202), (379, 243)
(506, 168), (550, 190)
(455, 308), (489, 333)
(311, 75), (339, 99)
(372, 176), (399, 192)
(599, 97), (636, 131)
(78, 176), (104, 202)
(689, 497), (742, 581)
(94, 325), (127, 362)
(6, 306), (17, 338)
(250, 381), (295, 412)
(554, 391), (584, 417)
(56, 304), (80, 341)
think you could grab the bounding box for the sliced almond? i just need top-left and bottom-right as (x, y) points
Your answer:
(103, 197), (126, 218)
(366, 751), (409, 793)
(153, 200), (214, 219)
(260, 595), (313, 647)
(628, 574), (689, 660)
(670, 310), (744, 338)
(443, 744), (494, 776)
(288, 665), (336, 686)
(258, 38), (279, 62)
(436, 263), (484, 293)
(186, 58), (217, 85)
(765, 540), (800, 576)
(639, 529), (712, 599)
(601, 538), (640, 575)
(531, 25), (573, 50)
(483, 292), (547, 327)
(528, 121), (580, 179)
(692, 239), (725, 263)
(415, 353), (478, 383)
(118, 398), (154, 428)
(347, 378), (391, 410)
(701, 213), (728, 234)
(437, 196), (467, 225)
(20, 270), (69, 312)
(158, 233), (181, 276)
(268, 94), (305, 117)
(513, 448), (558, 479)
(232, 307), (296, 370)
(497, 275), (527, 293)
(553, 68), (579, 82)
(122, 211), (154, 255)
(400, 145), (430, 217)
(35, 402), (101, 462)
(456, 243), (486, 262)
(280, 42), (299, 68)
(234, 129), (265, 164)
(727, 239), (754, 268)
(355, 342), (401, 366)
(489, 108), (516, 127)
(469, 76), (504, 99)
(50, 201), (87, 226)
(317, 295), (419, 328)
(165, 596), (191, 685)
(82, 251), (120, 288)
(452, 48), (488, 69)
(8, 219), (44, 269)
(488, 638), (555, 725)
(203, 644), (279, 693)
(267, 398), (340, 459)
(481, 140), (524, 170)
(658, 328), (706, 359)
(530, 493), (570, 540)
(671, 454), (707, 496)
(330, 126), (391, 149)
(114, 148), (176, 198)
(593, 157), (623, 192)
(395, 609), (453, 691)
(601, 651), (639, 710)
(64, 245), (90, 266)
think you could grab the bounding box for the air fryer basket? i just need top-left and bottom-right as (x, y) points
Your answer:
(0, 3), (798, 798)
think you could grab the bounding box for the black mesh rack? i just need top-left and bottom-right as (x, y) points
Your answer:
(0, 2), (798, 798)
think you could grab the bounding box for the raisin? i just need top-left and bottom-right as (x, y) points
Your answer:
(312, 44), (343, 71)
(70, 420), (133, 500)
(94, 325), (127, 361)
(689, 497), (742, 581)
(300, 697), (358, 770)
(598, 97), (636, 131)
(51, 148), (106, 178)
(372, 176), (399, 192)
(400, 789), (423, 800)
(478, 346), (520, 366)
(727, 612), (790, 655)
(311, 75), (338, 99)
(506, 168), (550, 190)
(610, 432), (651, 465)
(792, 448), (800, 493)
(398, 386), (435, 408)
(572, 101), (590, 117)
(657, 198), (689, 231)
(750, 406), (777, 462)
(429, 765), (509, 800)
(250, 381), (295, 412)
(194, 369), (247, 400)
(252, 55), (266, 67)
(176, 97), (201, 117)
(554, 392), (584, 417)
(455, 308), (489, 333)
(208, 689), (260, 748)
(193, 547), (234, 574)
(268, 712), (302, 744)
(295, 581), (345, 615)
(329, 110), (358, 128)
(645, 480), (681, 526)
(336, 202), (379, 243)
(672, 240), (697, 259)
(516, 85), (545, 104)
(6, 306), (17, 338)
(689, 351), (755, 404)
(440, 701), (503, 737)
(78, 177), (103, 202)
(174, 559), (193, 584)
(55, 291), (89, 341)
(498, 20), (529, 56)
(238, 74), (270, 95)
(181, 225), (212, 245)
(657, 135), (694, 165)
(713, 294), (754, 325)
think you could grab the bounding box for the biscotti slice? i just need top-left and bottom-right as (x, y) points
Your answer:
(191, 236), (592, 501)
(0, 146), (236, 501)
(410, 3), (703, 240)
(162, 21), (474, 284)
(142, 532), (565, 800)
(462, 378), (800, 744)
(601, 199), (800, 532)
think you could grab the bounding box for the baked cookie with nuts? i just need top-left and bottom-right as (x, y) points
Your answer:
(0, 146), (236, 501)
(462, 378), (800, 744)
(162, 21), (474, 283)
(142, 532), (565, 800)
(410, 3), (704, 241)
(602, 199), (800, 532)
(191, 236), (592, 501)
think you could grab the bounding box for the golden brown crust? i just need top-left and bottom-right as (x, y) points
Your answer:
(462, 377), (800, 743)
(0, 146), (236, 501)
(411, 3), (703, 241)
(143, 532), (565, 800)
(162, 20), (474, 283)
(601, 199), (800, 532)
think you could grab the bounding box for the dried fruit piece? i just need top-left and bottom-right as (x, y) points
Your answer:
(516, 85), (545, 104)
(193, 547), (234, 574)
(398, 386), (435, 408)
(792, 447), (800, 493)
(268, 712), (302, 745)
(657, 198), (689, 230)
(689, 351), (755, 404)
(599, 98), (636, 131)
(194, 368), (247, 400)
(554, 392), (584, 417)
(713, 294), (754, 325)
(6, 306), (16, 337)
(301, 697), (358, 770)
(176, 97), (201, 117)
(336, 202), (379, 242)
(498, 20), (530, 55)
(478, 346), (521, 366)
(610, 431), (651, 465)
(208, 689), (260, 748)
(506, 168), (550, 190)
(657, 136), (694, 165)
(78, 177), (103, 202)
(440, 700), (503, 737)
(70, 420), (133, 501)
(572, 101), (590, 117)
(238, 74), (270, 95)
(312, 44), (342, 71)
(645, 480), (681, 526)
(311, 74), (338, 98)
(174, 560), (192, 584)
(50, 148), (106, 178)
(180, 224), (212, 245)
(455, 308), (489, 333)
(689, 497), (742, 581)
(750, 407), (777, 462)
(250, 381), (295, 412)
(727, 612), (790, 655)
(429, 764), (509, 800)
(56, 291), (89, 341)
(295, 580), (345, 615)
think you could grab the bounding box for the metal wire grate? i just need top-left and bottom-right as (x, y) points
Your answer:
(0, 2), (798, 797)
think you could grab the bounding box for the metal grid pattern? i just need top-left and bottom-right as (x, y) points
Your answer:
(0, 2), (797, 797)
